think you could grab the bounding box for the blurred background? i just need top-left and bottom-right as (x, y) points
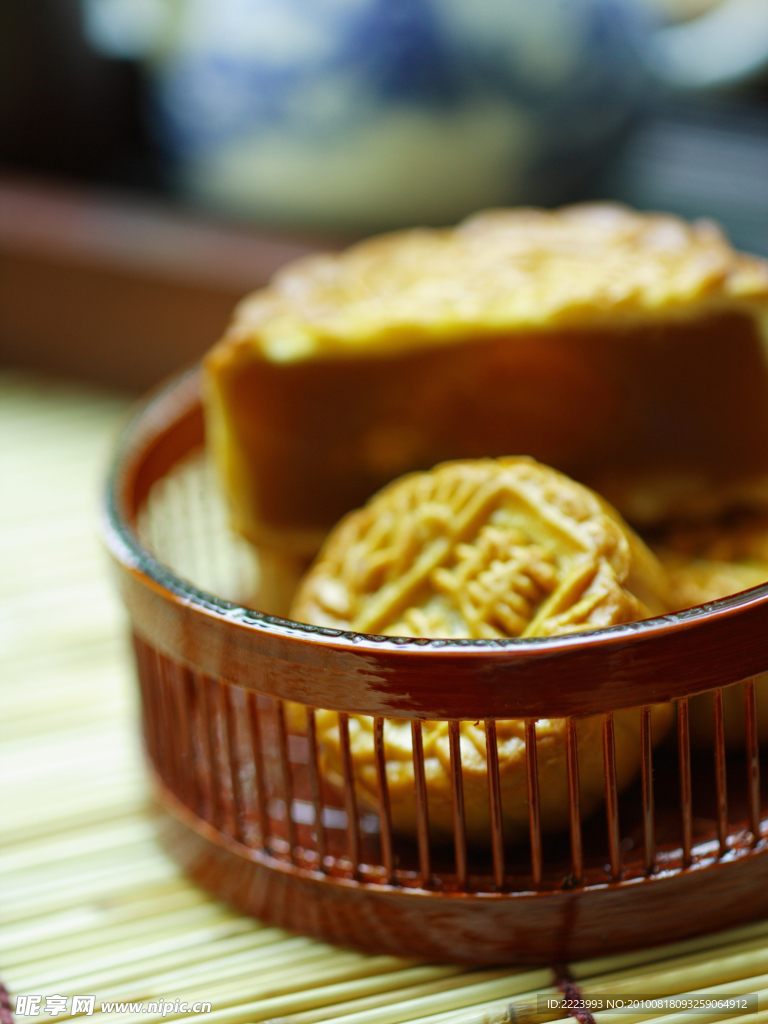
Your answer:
(2, 0), (768, 391)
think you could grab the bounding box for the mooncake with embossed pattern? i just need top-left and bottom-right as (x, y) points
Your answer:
(289, 457), (675, 842)
(205, 203), (768, 603)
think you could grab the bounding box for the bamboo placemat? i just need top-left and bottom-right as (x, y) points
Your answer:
(5, 371), (768, 1024)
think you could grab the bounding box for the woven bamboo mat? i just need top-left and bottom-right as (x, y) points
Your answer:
(6, 371), (768, 1024)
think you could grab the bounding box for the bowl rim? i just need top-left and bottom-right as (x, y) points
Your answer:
(104, 366), (768, 651)
(103, 367), (768, 717)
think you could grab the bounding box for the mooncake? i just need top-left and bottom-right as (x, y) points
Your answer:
(656, 518), (768, 747)
(289, 457), (675, 842)
(205, 203), (768, 595)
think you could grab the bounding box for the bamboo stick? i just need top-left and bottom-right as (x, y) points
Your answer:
(0, 817), (153, 874)
(43, 939), (350, 1010)
(579, 941), (768, 1000)
(54, 929), (768, 1024)
(590, 978), (768, 1024)
(86, 956), (417, 1024)
(99, 948), (377, 1007)
(2, 852), (180, 923)
(713, 1008), (768, 1024)
(269, 967), (509, 1024)
(571, 934), (768, 998)
(132, 952), (388, 1007)
(571, 918), (768, 980)
(1, 791), (150, 846)
(184, 955), (768, 1024)
(6, 841), (172, 896)
(7, 921), (274, 992)
(473, 971), (768, 1024)
(255, 980), (558, 1024)
(133, 975), (554, 1024)
(0, 878), (205, 953)
(340, 967), (768, 1024)
(380, 999), (565, 1024)
(3, 757), (140, 797)
(0, 900), (239, 970)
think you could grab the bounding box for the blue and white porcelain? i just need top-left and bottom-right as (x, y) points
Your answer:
(82, 0), (768, 231)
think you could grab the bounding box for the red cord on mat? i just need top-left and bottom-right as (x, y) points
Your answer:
(555, 966), (597, 1024)
(0, 981), (14, 1024)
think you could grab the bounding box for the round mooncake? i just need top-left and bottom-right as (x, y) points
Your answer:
(290, 457), (675, 842)
(657, 518), (768, 747)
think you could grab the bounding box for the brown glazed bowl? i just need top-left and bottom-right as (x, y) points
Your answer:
(104, 368), (768, 964)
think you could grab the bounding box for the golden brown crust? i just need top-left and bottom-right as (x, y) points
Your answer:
(204, 204), (768, 560)
(653, 518), (768, 748)
(289, 704), (672, 843)
(289, 457), (675, 842)
(291, 456), (672, 638)
(216, 203), (768, 364)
